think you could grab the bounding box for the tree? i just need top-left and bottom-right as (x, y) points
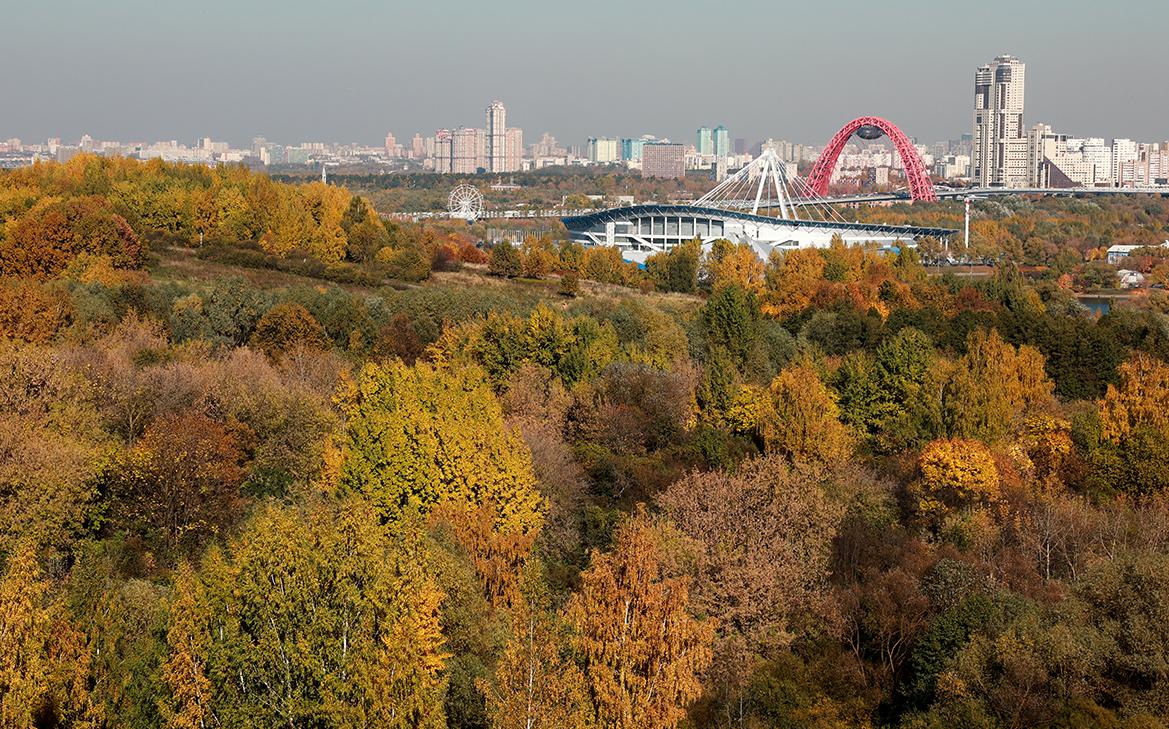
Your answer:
(1, 195), (142, 277)
(377, 241), (432, 282)
(198, 499), (448, 727)
(0, 277), (72, 344)
(489, 241), (523, 278)
(479, 568), (592, 729)
(762, 361), (855, 465)
(0, 542), (94, 727)
(645, 239), (700, 293)
(520, 236), (558, 279)
(566, 507), (714, 729)
(910, 438), (1001, 525)
(581, 246), (634, 286)
(249, 301), (329, 357)
(338, 360), (544, 602)
(943, 328), (1055, 442)
(346, 219), (391, 262)
(699, 284), (762, 374)
(109, 412), (246, 556)
(559, 270), (580, 297)
(160, 563), (216, 729)
(656, 457), (846, 715)
(1098, 353), (1169, 444)
(704, 239), (765, 295)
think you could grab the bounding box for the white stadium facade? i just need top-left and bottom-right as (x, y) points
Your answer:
(561, 203), (957, 266)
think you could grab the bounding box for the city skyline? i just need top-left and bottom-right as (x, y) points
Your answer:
(2, 0), (1167, 147)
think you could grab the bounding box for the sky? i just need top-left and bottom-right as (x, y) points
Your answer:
(2, 0), (1167, 148)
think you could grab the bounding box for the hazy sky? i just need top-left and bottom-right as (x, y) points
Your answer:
(2, 0), (1167, 148)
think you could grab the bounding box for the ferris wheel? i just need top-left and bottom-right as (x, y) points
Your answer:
(448, 184), (484, 222)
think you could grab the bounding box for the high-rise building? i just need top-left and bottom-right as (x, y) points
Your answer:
(486, 100), (507, 173)
(713, 125), (730, 157)
(973, 54), (1028, 187)
(434, 129), (453, 173)
(621, 137), (646, 162)
(384, 132), (397, 157)
(587, 137), (620, 163)
(696, 127), (713, 155)
(1113, 139), (1137, 186)
(505, 128), (523, 171)
(411, 133), (424, 159)
(642, 142), (686, 179)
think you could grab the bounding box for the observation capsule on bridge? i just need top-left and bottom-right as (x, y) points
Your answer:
(855, 124), (886, 140)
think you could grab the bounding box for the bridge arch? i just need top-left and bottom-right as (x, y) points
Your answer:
(806, 116), (937, 202)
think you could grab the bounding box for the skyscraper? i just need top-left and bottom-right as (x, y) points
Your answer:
(972, 55), (1027, 187)
(486, 100), (507, 173)
(505, 128), (523, 172)
(696, 127), (713, 155)
(713, 125), (730, 157)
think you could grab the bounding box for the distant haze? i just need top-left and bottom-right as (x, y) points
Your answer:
(3, 0), (1167, 147)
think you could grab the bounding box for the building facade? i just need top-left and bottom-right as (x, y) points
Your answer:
(486, 101), (507, 173)
(642, 142), (686, 179)
(973, 55), (1028, 187)
(587, 137), (620, 163)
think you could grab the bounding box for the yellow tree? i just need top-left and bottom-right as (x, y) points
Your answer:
(197, 499), (448, 728)
(910, 438), (1002, 524)
(338, 360), (544, 602)
(1098, 353), (1169, 443)
(762, 361), (855, 465)
(160, 563), (215, 729)
(761, 248), (825, 317)
(480, 566), (592, 729)
(705, 239), (765, 295)
(0, 542), (95, 728)
(943, 328), (1055, 442)
(566, 508), (713, 729)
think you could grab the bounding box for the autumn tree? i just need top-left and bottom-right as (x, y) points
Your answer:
(1098, 353), (1169, 444)
(657, 456), (846, 714)
(160, 562), (216, 729)
(943, 328), (1055, 442)
(197, 498), (448, 727)
(338, 360), (544, 602)
(910, 438), (1002, 525)
(479, 565), (592, 729)
(761, 360), (855, 465)
(559, 269), (581, 297)
(0, 277), (73, 343)
(489, 240), (523, 278)
(566, 507), (714, 729)
(520, 236), (558, 279)
(0, 542), (95, 727)
(1, 195), (142, 277)
(108, 411), (246, 556)
(249, 301), (329, 358)
(703, 239), (765, 295)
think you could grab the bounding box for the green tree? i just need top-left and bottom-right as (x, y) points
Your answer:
(489, 241), (523, 278)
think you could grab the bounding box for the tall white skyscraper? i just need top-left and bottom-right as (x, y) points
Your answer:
(486, 100), (507, 173)
(972, 55), (1027, 187)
